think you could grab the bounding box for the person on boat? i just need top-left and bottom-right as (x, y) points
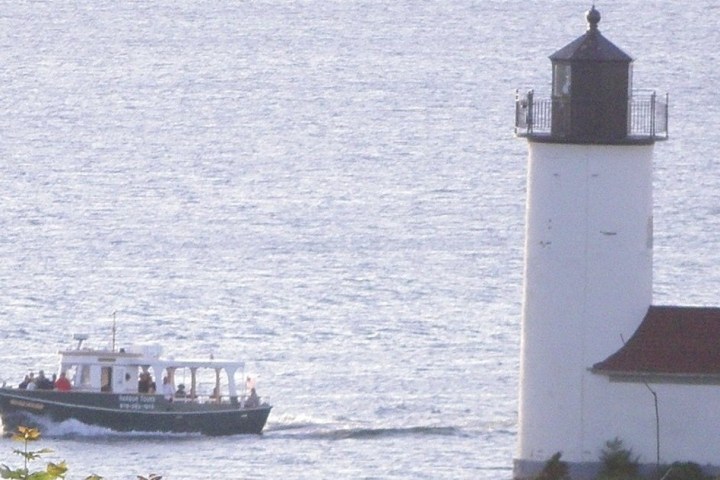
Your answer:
(162, 376), (173, 401)
(55, 371), (72, 391)
(18, 373), (33, 389)
(175, 384), (186, 398)
(245, 387), (260, 408)
(210, 386), (221, 402)
(138, 372), (155, 393)
(35, 370), (54, 390)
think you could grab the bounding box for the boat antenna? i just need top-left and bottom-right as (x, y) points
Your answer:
(111, 311), (117, 352)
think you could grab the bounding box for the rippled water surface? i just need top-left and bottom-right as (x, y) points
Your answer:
(1, 1), (719, 478)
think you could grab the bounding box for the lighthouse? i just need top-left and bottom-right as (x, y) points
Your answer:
(514, 6), (669, 479)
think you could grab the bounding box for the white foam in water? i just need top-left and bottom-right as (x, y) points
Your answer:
(39, 418), (115, 438)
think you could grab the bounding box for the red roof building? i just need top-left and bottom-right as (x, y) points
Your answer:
(593, 305), (720, 382)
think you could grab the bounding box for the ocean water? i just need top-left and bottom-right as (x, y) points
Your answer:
(0, 1), (718, 478)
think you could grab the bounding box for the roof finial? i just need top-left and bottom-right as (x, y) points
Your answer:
(586, 4), (601, 32)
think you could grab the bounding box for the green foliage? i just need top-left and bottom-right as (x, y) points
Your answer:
(596, 438), (641, 480)
(0, 426), (102, 480)
(535, 452), (570, 480)
(529, 438), (717, 480)
(660, 462), (710, 480)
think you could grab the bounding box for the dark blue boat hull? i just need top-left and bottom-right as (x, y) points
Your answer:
(0, 388), (271, 436)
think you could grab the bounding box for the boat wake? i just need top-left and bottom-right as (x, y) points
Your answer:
(263, 411), (469, 440)
(2, 414), (109, 438)
(4, 411), (468, 443)
(266, 419), (464, 441)
(2, 414), (202, 440)
(32, 417), (116, 438)
(305, 425), (463, 441)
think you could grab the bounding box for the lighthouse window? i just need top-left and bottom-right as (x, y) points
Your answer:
(553, 63), (571, 97)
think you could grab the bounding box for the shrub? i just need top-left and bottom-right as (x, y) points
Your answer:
(535, 452), (570, 480)
(596, 438), (641, 480)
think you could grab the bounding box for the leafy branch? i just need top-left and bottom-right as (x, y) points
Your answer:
(0, 426), (99, 480)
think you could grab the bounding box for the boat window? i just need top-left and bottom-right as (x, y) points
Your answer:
(101, 367), (112, 392)
(115, 367), (133, 393)
(79, 365), (92, 388)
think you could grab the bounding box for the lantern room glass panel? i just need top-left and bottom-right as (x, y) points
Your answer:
(553, 63), (571, 97)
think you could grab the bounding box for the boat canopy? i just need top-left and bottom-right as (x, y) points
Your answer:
(57, 342), (248, 402)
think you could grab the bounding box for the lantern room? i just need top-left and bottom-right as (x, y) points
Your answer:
(515, 6), (668, 144)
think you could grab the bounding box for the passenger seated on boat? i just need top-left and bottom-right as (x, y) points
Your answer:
(35, 370), (54, 390)
(245, 388), (260, 408)
(55, 372), (72, 392)
(210, 386), (221, 402)
(175, 384), (186, 398)
(18, 373), (33, 389)
(138, 372), (155, 393)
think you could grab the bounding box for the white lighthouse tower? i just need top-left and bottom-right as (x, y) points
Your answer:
(514, 6), (668, 479)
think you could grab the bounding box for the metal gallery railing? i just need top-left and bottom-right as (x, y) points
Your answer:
(515, 89), (669, 140)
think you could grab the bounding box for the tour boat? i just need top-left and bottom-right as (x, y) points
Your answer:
(0, 334), (271, 436)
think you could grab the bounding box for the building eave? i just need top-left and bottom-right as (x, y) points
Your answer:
(592, 369), (720, 386)
(592, 305), (720, 382)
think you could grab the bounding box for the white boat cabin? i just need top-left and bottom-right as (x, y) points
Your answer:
(58, 335), (251, 403)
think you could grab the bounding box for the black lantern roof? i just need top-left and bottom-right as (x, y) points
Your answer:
(550, 6), (632, 63)
(514, 5), (668, 144)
